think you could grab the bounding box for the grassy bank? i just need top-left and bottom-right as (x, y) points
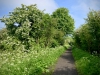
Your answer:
(0, 46), (66, 75)
(72, 48), (100, 75)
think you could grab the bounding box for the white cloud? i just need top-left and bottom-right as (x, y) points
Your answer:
(0, 0), (58, 28)
(70, 13), (85, 29)
(0, 0), (58, 14)
(71, 0), (100, 13)
(70, 0), (100, 28)
(71, 2), (89, 13)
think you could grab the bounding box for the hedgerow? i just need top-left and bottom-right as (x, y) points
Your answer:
(72, 48), (100, 75)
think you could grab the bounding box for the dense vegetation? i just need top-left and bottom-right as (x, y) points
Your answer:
(0, 3), (100, 75)
(74, 10), (100, 55)
(73, 10), (100, 75)
(0, 4), (74, 50)
(0, 4), (73, 75)
(72, 47), (100, 75)
(0, 46), (66, 75)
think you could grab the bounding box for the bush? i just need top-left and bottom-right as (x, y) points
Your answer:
(72, 48), (100, 75)
(50, 39), (59, 48)
(0, 36), (21, 50)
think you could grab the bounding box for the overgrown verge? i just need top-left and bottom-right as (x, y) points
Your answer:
(72, 47), (100, 75)
(0, 4), (73, 75)
(0, 46), (65, 75)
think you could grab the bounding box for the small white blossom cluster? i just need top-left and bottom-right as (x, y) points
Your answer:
(0, 46), (65, 75)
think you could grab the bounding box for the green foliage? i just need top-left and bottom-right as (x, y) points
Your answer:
(74, 10), (100, 54)
(73, 24), (91, 50)
(52, 7), (74, 35)
(0, 3), (74, 75)
(0, 28), (7, 41)
(0, 28), (8, 50)
(40, 14), (58, 47)
(86, 10), (100, 53)
(50, 39), (59, 48)
(0, 4), (74, 50)
(0, 4), (44, 49)
(51, 8), (75, 47)
(72, 48), (100, 75)
(1, 36), (21, 50)
(0, 46), (65, 75)
(2, 4), (43, 39)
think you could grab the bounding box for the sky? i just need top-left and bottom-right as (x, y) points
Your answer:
(0, 0), (100, 29)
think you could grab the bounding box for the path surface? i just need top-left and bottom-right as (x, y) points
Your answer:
(52, 49), (78, 75)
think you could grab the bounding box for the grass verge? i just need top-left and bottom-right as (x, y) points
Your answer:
(0, 46), (66, 75)
(72, 47), (100, 75)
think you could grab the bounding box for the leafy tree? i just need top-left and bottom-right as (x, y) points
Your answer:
(74, 10), (100, 54)
(54, 30), (65, 45)
(74, 24), (92, 51)
(0, 4), (44, 49)
(0, 4), (58, 49)
(0, 4), (75, 50)
(85, 10), (100, 54)
(52, 8), (74, 35)
(40, 14), (58, 47)
(73, 27), (82, 48)
(1, 4), (43, 39)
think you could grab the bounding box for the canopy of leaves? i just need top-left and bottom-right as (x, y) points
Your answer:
(0, 4), (75, 50)
(74, 10), (100, 54)
(52, 8), (74, 35)
(1, 4), (44, 40)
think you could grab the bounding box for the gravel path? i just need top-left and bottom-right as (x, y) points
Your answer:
(52, 49), (78, 75)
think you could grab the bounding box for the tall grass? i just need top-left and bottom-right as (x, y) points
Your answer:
(72, 48), (100, 75)
(0, 46), (66, 75)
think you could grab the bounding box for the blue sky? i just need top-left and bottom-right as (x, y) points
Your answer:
(0, 0), (100, 29)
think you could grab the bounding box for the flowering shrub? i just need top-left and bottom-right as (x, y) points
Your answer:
(1, 36), (21, 50)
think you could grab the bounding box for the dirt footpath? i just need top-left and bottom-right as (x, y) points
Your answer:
(52, 49), (78, 75)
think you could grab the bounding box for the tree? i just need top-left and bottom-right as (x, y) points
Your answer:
(0, 4), (44, 49)
(52, 8), (74, 36)
(74, 10), (100, 54)
(0, 4), (75, 50)
(85, 10), (100, 54)
(40, 14), (58, 47)
(74, 24), (92, 51)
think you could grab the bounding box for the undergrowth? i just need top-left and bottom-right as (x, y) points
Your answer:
(0, 46), (66, 75)
(72, 47), (100, 75)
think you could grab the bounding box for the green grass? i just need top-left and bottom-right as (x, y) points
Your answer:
(0, 46), (66, 75)
(72, 47), (100, 75)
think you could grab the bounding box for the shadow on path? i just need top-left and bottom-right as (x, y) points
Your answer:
(52, 49), (78, 75)
(53, 67), (77, 75)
